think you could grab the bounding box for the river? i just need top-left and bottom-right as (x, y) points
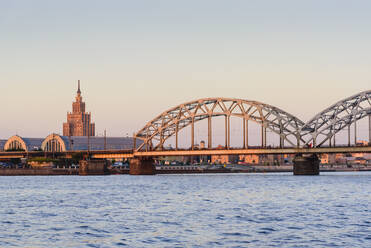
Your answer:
(1, 172), (370, 247)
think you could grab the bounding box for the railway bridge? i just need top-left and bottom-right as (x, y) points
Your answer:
(129, 90), (371, 174)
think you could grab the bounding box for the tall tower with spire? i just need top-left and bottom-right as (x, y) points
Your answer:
(63, 80), (95, 136)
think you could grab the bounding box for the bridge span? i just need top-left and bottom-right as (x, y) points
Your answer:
(130, 146), (371, 158)
(0, 146), (370, 160)
(134, 90), (371, 152)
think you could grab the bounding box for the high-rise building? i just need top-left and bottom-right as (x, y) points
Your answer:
(63, 81), (95, 136)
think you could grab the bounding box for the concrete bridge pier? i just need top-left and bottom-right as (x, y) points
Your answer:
(79, 160), (109, 175)
(129, 157), (156, 175)
(293, 154), (320, 175)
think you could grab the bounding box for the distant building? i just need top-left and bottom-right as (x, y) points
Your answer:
(239, 154), (260, 164)
(211, 145), (229, 164)
(356, 140), (368, 146)
(334, 153), (346, 164)
(320, 154), (329, 164)
(63, 81), (95, 137)
(1, 134), (140, 152)
(238, 154), (284, 165)
(42, 134), (139, 152)
(283, 154), (294, 164)
(0, 140), (7, 151)
(3, 135), (43, 151)
(211, 155), (229, 164)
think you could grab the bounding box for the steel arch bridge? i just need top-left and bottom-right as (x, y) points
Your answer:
(300, 90), (371, 147)
(134, 98), (305, 151)
(134, 90), (371, 151)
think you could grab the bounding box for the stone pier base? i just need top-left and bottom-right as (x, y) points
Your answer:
(130, 158), (156, 175)
(79, 160), (109, 175)
(293, 154), (320, 175)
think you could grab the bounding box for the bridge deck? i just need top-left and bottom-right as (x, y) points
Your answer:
(1, 146), (370, 159)
(133, 146), (371, 157)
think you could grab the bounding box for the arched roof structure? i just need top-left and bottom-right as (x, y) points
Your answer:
(41, 134), (68, 152)
(301, 90), (371, 147)
(135, 98), (305, 151)
(4, 135), (43, 152)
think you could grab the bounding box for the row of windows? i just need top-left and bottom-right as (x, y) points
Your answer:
(7, 140), (24, 151)
(44, 140), (63, 152)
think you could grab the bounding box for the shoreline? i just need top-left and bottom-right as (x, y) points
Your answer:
(1, 165), (370, 176)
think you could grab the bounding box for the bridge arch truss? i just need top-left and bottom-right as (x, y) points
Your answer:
(135, 98), (305, 151)
(301, 90), (371, 147)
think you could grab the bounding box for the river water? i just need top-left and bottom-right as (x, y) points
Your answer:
(0, 172), (370, 247)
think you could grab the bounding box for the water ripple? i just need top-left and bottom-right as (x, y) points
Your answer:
(0, 172), (370, 247)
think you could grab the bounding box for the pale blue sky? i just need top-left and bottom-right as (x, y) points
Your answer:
(0, 0), (370, 143)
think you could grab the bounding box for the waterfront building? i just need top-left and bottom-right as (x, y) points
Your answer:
(211, 145), (229, 164)
(334, 154), (346, 164)
(41, 134), (139, 152)
(283, 154), (295, 164)
(63, 81), (95, 137)
(198, 141), (210, 163)
(239, 154), (260, 164)
(320, 153), (351, 165)
(238, 154), (284, 165)
(320, 154), (329, 164)
(356, 140), (369, 146)
(3, 135), (43, 151)
(0, 140), (7, 151)
(211, 155), (229, 164)
(2, 134), (139, 152)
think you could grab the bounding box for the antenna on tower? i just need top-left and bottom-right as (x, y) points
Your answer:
(77, 80), (81, 94)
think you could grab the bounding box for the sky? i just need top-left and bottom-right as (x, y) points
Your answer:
(0, 0), (370, 141)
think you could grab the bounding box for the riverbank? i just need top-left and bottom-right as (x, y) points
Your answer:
(0, 168), (78, 176)
(1, 164), (370, 176)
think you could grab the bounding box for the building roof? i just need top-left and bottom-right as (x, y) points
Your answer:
(54, 136), (141, 151)
(0, 140), (6, 151)
(3, 136), (44, 151)
(43, 134), (142, 151)
(21, 138), (44, 151)
(3, 134), (142, 152)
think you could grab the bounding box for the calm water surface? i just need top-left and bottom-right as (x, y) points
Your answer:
(0, 172), (370, 247)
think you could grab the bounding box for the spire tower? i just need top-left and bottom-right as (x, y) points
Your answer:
(63, 81), (95, 137)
